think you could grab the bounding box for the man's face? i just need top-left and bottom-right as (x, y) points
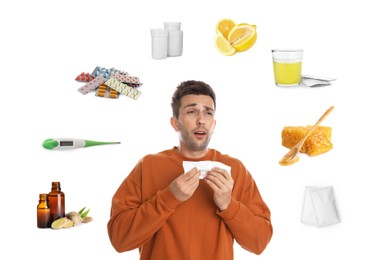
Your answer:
(172, 94), (216, 152)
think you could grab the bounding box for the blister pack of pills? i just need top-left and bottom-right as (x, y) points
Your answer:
(78, 75), (107, 95)
(112, 74), (143, 87)
(75, 72), (95, 82)
(95, 84), (120, 99)
(75, 66), (143, 100)
(104, 76), (142, 100)
(91, 66), (128, 79)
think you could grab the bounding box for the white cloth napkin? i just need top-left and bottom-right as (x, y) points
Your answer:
(302, 75), (336, 87)
(183, 161), (231, 179)
(301, 186), (341, 227)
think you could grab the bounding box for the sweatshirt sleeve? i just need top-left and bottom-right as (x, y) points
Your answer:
(217, 164), (273, 255)
(107, 161), (182, 252)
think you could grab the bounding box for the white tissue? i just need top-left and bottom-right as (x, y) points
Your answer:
(301, 186), (341, 227)
(302, 78), (331, 87)
(183, 161), (231, 179)
(301, 75), (336, 87)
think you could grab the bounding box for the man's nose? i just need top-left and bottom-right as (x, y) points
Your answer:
(197, 114), (206, 125)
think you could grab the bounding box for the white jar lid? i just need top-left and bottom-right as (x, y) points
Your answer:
(164, 22), (181, 30)
(151, 29), (169, 36)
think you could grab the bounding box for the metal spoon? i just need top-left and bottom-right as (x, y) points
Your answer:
(279, 106), (335, 166)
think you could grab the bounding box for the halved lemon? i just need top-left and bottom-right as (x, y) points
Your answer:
(216, 18), (236, 39)
(214, 32), (236, 56)
(228, 24), (257, 52)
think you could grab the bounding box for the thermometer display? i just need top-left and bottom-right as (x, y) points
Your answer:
(60, 141), (74, 147)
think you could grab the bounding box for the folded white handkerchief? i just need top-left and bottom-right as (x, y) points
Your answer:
(183, 161), (231, 179)
(301, 186), (341, 227)
(302, 75), (336, 87)
(302, 78), (331, 87)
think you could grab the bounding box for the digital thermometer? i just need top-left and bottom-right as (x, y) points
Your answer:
(42, 138), (121, 150)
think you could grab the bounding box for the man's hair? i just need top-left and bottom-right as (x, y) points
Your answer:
(171, 80), (216, 119)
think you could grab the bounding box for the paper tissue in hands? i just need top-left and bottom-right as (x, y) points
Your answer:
(183, 161), (231, 179)
(301, 186), (341, 227)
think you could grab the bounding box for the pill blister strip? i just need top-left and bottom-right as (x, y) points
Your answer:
(91, 66), (129, 79)
(75, 72), (95, 82)
(78, 75), (107, 95)
(112, 74), (142, 87)
(95, 84), (120, 99)
(105, 77), (142, 100)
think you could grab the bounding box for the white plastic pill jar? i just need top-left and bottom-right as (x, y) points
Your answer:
(151, 29), (169, 59)
(164, 22), (183, 57)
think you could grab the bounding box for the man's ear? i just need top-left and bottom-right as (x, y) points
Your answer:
(211, 119), (216, 133)
(170, 117), (179, 131)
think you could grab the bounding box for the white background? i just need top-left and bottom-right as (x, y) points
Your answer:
(1, 0), (380, 259)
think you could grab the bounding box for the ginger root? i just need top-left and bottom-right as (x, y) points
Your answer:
(65, 207), (92, 226)
(51, 207), (92, 229)
(66, 212), (82, 226)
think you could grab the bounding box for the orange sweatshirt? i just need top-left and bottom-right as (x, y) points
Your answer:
(107, 147), (273, 260)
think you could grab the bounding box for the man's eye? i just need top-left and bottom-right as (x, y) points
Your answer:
(205, 111), (214, 116)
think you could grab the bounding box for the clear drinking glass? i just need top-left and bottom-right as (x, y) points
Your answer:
(272, 49), (303, 86)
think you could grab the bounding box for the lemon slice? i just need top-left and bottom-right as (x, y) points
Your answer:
(228, 24), (257, 52)
(51, 217), (69, 229)
(63, 219), (74, 228)
(214, 32), (236, 56)
(216, 18), (236, 39)
(51, 217), (74, 229)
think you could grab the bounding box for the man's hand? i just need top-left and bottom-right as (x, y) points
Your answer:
(204, 167), (234, 211)
(170, 167), (200, 202)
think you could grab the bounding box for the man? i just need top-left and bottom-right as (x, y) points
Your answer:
(107, 80), (273, 259)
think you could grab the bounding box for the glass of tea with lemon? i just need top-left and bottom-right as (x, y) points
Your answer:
(272, 49), (303, 86)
